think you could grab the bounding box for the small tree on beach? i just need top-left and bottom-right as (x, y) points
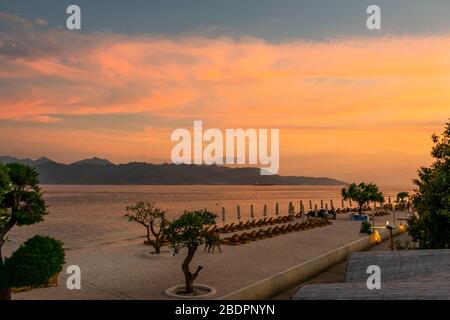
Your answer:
(164, 210), (218, 294)
(341, 182), (384, 215)
(0, 163), (64, 300)
(125, 201), (167, 254)
(409, 120), (450, 249)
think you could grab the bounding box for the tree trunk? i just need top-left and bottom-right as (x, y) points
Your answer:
(182, 246), (202, 294)
(0, 239), (4, 262)
(149, 223), (161, 254)
(0, 287), (11, 300)
(154, 238), (161, 254)
(146, 226), (152, 244)
(358, 204), (363, 215)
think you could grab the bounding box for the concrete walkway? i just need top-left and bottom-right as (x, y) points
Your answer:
(272, 233), (411, 300)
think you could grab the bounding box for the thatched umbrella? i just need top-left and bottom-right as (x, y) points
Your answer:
(309, 200), (312, 211)
(250, 204), (255, 220)
(320, 199), (324, 209)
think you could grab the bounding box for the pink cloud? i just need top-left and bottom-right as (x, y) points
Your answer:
(0, 13), (449, 184)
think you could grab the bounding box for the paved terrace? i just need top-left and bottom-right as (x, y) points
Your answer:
(292, 248), (450, 299)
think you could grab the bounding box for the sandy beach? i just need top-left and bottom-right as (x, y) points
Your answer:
(13, 211), (404, 300)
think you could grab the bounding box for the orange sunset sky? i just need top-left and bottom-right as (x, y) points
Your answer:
(0, 2), (449, 187)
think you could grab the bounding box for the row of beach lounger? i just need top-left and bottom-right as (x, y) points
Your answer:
(217, 214), (302, 234)
(370, 209), (391, 217)
(221, 220), (331, 245)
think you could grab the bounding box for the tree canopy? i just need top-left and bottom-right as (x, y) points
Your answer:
(2, 235), (65, 288)
(164, 210), (217, 254)
(0, 163), (61, 300)
(341, 182), (384, 214)
(125, 201), (167, 254)
(409, 120), (450, 249)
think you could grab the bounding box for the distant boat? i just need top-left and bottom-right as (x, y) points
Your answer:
(254, 182), (274, 186)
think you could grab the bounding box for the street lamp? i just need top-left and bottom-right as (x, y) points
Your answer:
(386, 221), (394, 251)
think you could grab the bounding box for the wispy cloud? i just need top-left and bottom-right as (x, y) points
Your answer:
(0, 12), (448, 184)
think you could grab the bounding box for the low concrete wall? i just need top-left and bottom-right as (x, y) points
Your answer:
(219, 229), (404, 300)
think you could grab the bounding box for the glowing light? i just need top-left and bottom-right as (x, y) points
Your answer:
(370, 230), (382, 244)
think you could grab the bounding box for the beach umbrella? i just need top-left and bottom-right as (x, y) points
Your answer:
(325, 203), (328, 211)
(275, 202), (279, 216)
(349, 199), (352, 207)
(288, 202), (294, 219)
(341, 199), (344, 208)
(330, 199), (334, 209)
(237, 205), (241, 222)
(263, 204), (267, 217)
(250, 204), (254, 220)
(320, 200), (324, 209)
(300, 202), (305, 215)
(309, 200), (312, 211)
(314, 204), (318, 213)
(388, 197), (391, 204)
(221, 207), (226, 224)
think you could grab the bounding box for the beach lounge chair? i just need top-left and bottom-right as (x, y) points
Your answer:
(242, 221), (251, 229)
(255, 218), (264, 226)
(238, 233), (251, 244)
(222, 234), (241, 246)
(286, 223), (295, 232)
(263, 227), (275, 237)
(272, 226), (283, 235)
(224, 222), (235, 233)
(255, 229), (266, 239)
(235, 221), (244, 230)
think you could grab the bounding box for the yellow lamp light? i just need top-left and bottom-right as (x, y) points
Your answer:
(398, 223), (406, 232)
(370, 229), (382, 244)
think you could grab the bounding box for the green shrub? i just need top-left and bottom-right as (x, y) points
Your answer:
(394, 240), (415, 251)
(3, 235), (65, 288)
(360, 221), (372, 234)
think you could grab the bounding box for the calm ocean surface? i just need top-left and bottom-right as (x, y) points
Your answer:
(6, 185), (412, 250)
